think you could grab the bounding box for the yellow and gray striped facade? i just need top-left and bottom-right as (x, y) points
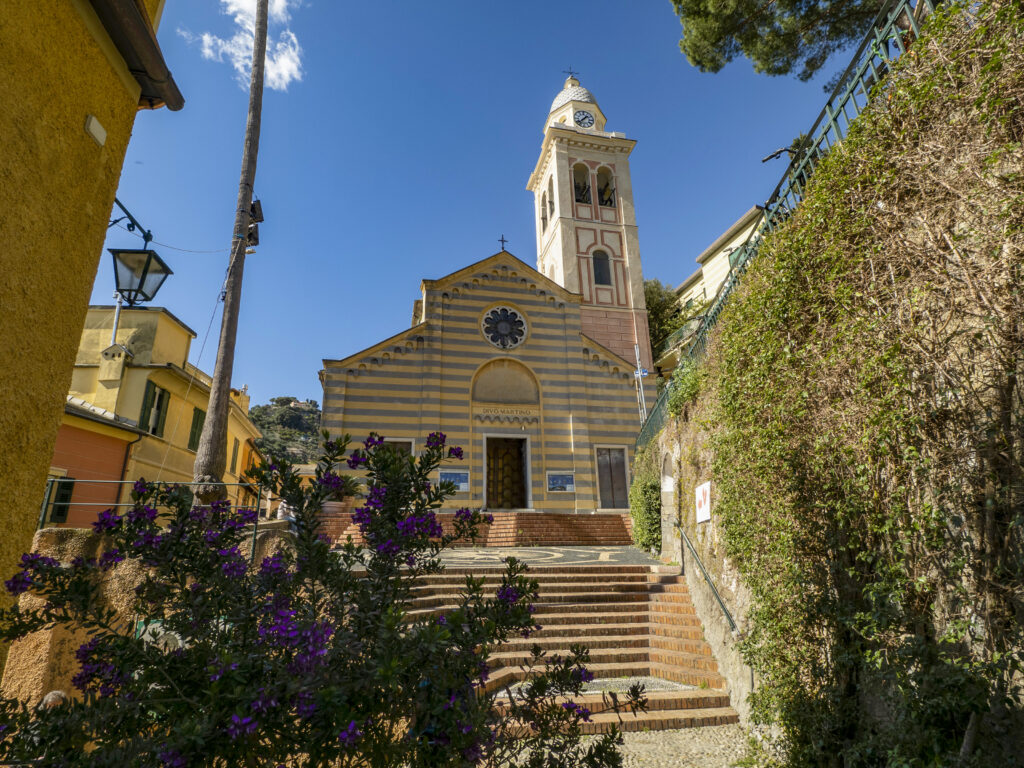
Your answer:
(320, 251), (651, 514)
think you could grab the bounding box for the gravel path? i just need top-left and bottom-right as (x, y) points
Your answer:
(613, 724), (748, 767)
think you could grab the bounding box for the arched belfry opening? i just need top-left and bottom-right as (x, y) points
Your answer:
(597, 167), (616, 208)
(573, 164), (591, 204)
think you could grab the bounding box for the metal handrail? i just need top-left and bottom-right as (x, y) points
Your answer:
(636, 0), (939, 449)
(675, 523), (737, 633)
(38, 478), (264, 529)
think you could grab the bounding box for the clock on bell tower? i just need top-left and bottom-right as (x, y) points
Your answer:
(526, 75), (653, 370)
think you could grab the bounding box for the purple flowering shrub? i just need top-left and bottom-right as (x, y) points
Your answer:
(0, 432), (643, 766)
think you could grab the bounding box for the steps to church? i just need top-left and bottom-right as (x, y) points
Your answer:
(407, 562), (738, 734)
(325, 510), (634, 548)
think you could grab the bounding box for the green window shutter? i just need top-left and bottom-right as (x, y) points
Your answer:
(230, 438), (240, 474)
(155, 389), (169, 438)
(49, 478), (74, 524)
(139, 381), (156, 433)
(188, 408), (206, 451)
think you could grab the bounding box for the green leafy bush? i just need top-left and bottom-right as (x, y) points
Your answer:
(628, 446), (662, 552)
(700, 2), (1024, 764)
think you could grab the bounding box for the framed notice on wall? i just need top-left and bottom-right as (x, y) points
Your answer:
(695, 481), (711, 523)
(439, 471), (470, 492)
(547, 473), (575, 492)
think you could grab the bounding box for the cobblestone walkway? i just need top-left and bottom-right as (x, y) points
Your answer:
(615, 724), (748, 767)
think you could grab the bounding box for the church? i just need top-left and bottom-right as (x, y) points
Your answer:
(320, 76), (656, 518)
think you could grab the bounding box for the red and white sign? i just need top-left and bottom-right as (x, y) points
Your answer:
(695, 481), (711, 523)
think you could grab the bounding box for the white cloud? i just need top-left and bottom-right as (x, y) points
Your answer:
(178, 0), (303, 92)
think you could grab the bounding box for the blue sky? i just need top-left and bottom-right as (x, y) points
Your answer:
(95, 0), (842, 406)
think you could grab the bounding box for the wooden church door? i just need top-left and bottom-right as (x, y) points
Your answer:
(486, 437), (527, 509)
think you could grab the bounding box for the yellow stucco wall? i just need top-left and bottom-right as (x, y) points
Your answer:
(0, 1), (175, 661)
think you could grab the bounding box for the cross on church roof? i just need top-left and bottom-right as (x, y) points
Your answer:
(562, 67), (579, 79)
(499, 234), (508, 250)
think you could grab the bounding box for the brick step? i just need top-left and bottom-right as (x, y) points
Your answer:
(649, 601), (698, 616)
(577, 706), (739, 735)
(649, 648), (720, 671)
(647, 592), (697, 605)
(511, 611), (650, 627)
(523, 623), (650, 640)
(495, 689), (731, 716)
(647, 636), (714, 656)
(411, 581), (662, 597)
(410, 591), (652, 610)
(485, 662), (727, 695)
(490, 647), (648, 668)
(495, 635), (651, 654)
(647, 622), (707, 640)
(436, 565), (656, 576)
(648, 662), (727, 689)
(531, 601), (649, 616)
(416, 572), (664, 585)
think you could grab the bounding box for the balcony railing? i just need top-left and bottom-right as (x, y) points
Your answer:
(637, 0), (939, 449)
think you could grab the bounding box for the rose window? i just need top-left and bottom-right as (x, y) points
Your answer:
(481, 306), (527, 350)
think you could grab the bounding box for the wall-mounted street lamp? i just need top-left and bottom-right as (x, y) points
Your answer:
(106, 198), (172, 344)
(109, 247), (173, 306)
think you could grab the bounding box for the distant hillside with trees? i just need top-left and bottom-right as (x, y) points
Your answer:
(249, 396), (321, 463)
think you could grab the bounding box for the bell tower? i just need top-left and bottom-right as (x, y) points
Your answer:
(526, 76), (652, 369)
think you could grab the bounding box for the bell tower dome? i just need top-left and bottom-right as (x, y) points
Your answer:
(526, 76), (652, 370)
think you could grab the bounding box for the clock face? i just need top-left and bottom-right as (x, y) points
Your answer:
(574, 110), (595, 128)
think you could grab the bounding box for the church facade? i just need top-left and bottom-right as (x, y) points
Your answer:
(320, 77), (654, 514)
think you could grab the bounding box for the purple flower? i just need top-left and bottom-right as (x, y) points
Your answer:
(226, 714), (257, 740)
(426, 431), (446, 449)
(572, 666), (595, 684)
(454, 507), (473, 523)
(209, 659), (239, 681)
(98, 549), (125, 571)
(21, 553), (59, 570)
(338, 720), (363, 747)
(218, 547), (246, 579)
(92, 509), (122, 534)
(237, 508), (258, 524)
(496, 586), (520, 604)
(133, 479), (149, 495)
(250, 688), (279, 713)
(126, 505), (158, 524)
(447, 446), (463, 460)
(294, 691), (316, 719)
(363, 433), (385, 450)
(375, 538), (400, 558)
(289, 621), (334, 675)
(484, 513), (494, 525)
(437, 614), (447, 626)
(346, 452), (368, 469)
(444, 692), (457, 710)
(4, 571), (32, 596)
(562, 702), (592, 721)
(158, 749), (185, 768)
(319, 472), (348, 497)
(260, 553), (286, 577)
(365, 486), (387, 509)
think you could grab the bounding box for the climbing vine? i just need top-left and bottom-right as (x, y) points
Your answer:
(628, 444), (662, 552)
(696, 1), (1024, 764)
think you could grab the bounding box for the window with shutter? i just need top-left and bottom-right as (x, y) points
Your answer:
(188, 408), (206, 451)
(230, 437), (240, 474)
(49, 478), (75, 524)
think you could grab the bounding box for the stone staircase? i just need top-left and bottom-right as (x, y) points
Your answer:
(329, 510), (633, 548)
(408, 563), (738, 733)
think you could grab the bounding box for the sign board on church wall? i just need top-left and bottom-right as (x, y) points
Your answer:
(547, 473), (575, 493)
(439, 472), (470, 492)
(695, 481), (711, 523)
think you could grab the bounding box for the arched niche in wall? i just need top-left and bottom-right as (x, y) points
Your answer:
(471, 359), (540, 404)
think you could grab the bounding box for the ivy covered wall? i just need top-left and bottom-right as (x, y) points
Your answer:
(651, 1), (1024, 764)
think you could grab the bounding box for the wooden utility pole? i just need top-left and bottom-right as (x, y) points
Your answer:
(193, 0), (269, 500)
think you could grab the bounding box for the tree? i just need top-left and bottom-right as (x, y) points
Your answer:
(669, 0), (885, 81)
(249, 398), (322, 463)
(643, 279), (685, 353)
(0, 432), (643, 766)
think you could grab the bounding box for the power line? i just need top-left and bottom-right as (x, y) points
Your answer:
(110, 223), (229, 254)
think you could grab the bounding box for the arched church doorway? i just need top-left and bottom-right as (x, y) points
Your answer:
(472, 359), (539, 510)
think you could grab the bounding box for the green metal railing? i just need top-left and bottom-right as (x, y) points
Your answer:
(676, 523), (737, 633)
(654, 316), (703, 362)
(638, 0), (938, 449)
